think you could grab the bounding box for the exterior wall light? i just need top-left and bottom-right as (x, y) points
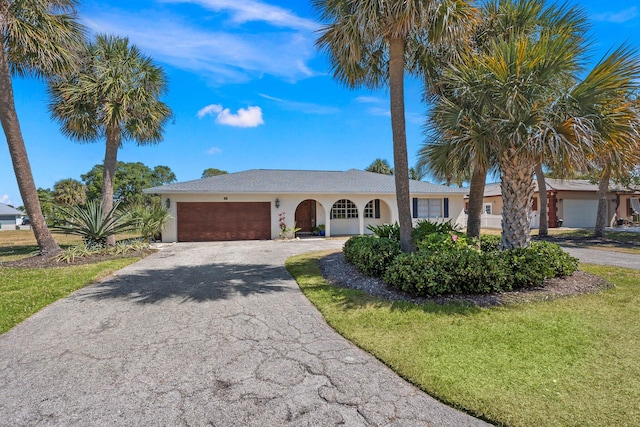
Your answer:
(275, 198), (280, 208)
(165, 198), (171, 209)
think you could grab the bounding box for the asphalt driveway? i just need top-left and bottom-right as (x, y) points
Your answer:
(0, 240), (488, 426)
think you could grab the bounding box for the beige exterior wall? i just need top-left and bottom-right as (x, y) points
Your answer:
(158, 192), (465, 242)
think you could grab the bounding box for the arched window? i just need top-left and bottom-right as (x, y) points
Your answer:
(331, 199), (358, 219)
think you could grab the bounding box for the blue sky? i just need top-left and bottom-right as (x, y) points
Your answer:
(1, 0), (639, 207)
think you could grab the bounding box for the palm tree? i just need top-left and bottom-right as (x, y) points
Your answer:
(0, 0), (84, 256)
(365, 158), (394, 175)
(314, 0), (474, 252)
(433, 0), (592, 249)
(53, 178), (86, 206)
(48, 34), (171, 245)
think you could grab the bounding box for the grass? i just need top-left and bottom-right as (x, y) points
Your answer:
(0, 258), (140, 335)
(286, 251), (640, 427)
(0, 229), (142, 263)
(0, 229), (145, 334)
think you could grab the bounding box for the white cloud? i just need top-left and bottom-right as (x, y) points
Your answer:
(197, 104), (223, 118)
(593, 7), (638, 23)
(0, 195), (10, 205)
(198, 103), (264, 128)
(258, 93), (340, 115)
(367, 107), (391, 117)
(356, 96), (385, 104)
(160, 0), (319, 31)
(206, 147), (223, 155)
(217, 106), (264, 127)
(82, 7), (318, 85)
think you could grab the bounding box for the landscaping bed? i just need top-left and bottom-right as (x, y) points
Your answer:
(320, 250), (611, 307)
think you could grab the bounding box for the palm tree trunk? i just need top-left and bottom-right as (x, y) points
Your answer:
(500, 149), (535, 249)
(388, 37), (414, 252)
(102, 125), (120, 246)
(466, 159), (487, 239)
(534, 162), (548, 237)
(0, 42), (61, 256)
(594, 167), (610, 238)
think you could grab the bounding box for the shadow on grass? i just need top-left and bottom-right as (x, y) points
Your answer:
(82, 261), (292, 304)
(286, 254), (482, 317)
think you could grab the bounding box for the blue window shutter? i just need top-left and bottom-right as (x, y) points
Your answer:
(412, 198), (418, 218)
(375, 199), (380, 219)
(444, 198), (449, 217)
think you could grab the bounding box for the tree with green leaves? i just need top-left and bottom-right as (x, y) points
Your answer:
(428, 0), (600, 248)
(0, 0), (85, 256)
(82, 162), (176, 207)
(53, 178), (86, 206)
(48, 34), (172, 245)
(202, 168), (228, 178)
(365, 158), (393, 175)
(314, 0), (474, 252)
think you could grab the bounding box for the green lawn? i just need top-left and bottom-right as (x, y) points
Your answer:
(0, 230), (144, 335)
(286, 252), (640, 427)
(0, 259), (140, 335)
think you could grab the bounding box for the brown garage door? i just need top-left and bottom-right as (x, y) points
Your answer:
(177, 202), (271, 242)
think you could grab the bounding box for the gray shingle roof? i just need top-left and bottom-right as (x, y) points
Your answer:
(0, 203), (24, 216)
(144, 169), (467, 195)
(476, 178), (639, 198)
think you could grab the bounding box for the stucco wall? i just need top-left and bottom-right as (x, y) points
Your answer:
(158, 192), (465, 242)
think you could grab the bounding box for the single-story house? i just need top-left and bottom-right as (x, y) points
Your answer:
(469, 178), (640, 229)
(144, 169), (467, 242)
(0, 203), (24, 230)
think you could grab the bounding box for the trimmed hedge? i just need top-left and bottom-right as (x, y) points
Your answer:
(343, 236), (401, 277)
(343, 232), (579, 296)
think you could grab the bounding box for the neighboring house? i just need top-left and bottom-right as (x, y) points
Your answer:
(0, 202), (24, 230)
(468, 178), (640, 229)
(144, 169), (467, 242)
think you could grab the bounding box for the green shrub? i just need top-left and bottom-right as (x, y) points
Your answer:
(381, 241), (577, 297)
(416, 232), (470, 252)
(52, 200), (138, 247)
(479, 234), (501, 252)
(412, 219), (461, 243)
(343, 236), (401, 277)
(384, 248), (510, 296)
(367, 222), (400, 241)
(133, 202), (171, 241)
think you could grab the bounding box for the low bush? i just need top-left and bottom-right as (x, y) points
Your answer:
(411, 219), (461, 243)
(383, 242), (578, 296)
(343, 236), (401, 277)
(367, 223), (400, 240)
(479, 234), (501, 252)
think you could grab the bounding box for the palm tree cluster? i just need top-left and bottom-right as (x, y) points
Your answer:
(1, 1), (171, 255)
(317, 0), (639, 250)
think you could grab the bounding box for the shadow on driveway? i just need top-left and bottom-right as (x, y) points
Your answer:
(82, 262), (292, 304)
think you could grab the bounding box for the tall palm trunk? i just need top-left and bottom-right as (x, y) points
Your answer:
(594, 167), (611, 238)
(534, 162), (548, 237)
(0, 43), (61, 256)
(466, 159), (487, 239)
(388, 37), (414, 252)
(102, 124), (120, 246)
(500, 149), (535, 249)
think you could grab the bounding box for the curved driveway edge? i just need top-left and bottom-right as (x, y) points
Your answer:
(561, 246), (640, 270)
(0, 240), (489, 426)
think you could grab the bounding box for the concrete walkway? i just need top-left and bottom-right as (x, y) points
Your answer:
(561, 246), (640, 270)
(0, 240), (488, 426)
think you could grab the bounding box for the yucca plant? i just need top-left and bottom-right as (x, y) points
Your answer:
(52, 199), (138, 247)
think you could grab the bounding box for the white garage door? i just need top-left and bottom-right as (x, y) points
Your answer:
(562, 199), (598, 228)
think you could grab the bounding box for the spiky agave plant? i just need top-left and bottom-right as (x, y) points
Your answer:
(52, 199), (138, 247)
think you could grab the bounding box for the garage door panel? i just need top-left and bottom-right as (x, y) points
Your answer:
(178, 202), (271, 242)
(562, 200), (598, 228)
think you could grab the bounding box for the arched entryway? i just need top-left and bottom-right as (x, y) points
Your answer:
(295, 199), (319, 235)
(330, 199), (359, 235)
(363, 198), (392, 233)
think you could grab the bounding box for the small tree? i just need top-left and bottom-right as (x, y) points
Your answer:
(202, 168), (228, 178)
